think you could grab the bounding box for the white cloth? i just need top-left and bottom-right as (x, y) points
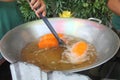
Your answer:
(49, 71), (91, 80)
(10, 62), (91, 80)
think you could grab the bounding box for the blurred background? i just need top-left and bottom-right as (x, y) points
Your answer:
(17, 0), (112, 25)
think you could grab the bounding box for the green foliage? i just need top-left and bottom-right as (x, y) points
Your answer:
(18, 0), (112, 24)
(17, 0), (38, 22)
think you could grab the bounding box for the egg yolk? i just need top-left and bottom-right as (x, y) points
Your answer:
(71, 41), (88, 56)
(38, 33), (64, 48)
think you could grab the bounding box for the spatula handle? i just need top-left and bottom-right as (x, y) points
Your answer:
(39, 14), (64, 45)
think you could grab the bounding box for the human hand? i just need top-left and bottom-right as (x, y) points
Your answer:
(0, 40), (5, 65)
(0, 58), (5, 66)
(28, 0), (46, 18)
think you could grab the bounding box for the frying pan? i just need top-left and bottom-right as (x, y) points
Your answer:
(0, 18), (120, 72)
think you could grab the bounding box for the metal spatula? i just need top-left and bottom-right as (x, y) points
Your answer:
(26, 0), (65, 46)
(39, 13), (65, 46)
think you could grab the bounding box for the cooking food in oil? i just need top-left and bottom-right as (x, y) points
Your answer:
(21, 33), (97, 71)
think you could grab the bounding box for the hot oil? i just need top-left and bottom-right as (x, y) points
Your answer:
(21, 35), (97, 71)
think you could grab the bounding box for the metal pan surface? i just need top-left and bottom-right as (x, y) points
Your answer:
(0, 18), (120, 72)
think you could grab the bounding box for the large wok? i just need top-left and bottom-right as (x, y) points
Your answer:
(0, 18), (120, 72)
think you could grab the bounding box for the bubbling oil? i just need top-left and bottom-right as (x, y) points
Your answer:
(21, 35), (97, 71)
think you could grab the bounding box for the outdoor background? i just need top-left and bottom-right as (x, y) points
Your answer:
(18, 0), (112, 25)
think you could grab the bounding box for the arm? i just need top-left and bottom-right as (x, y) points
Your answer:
(107, 0), (120, 16)
(28, 0), (46, 18)
(0, 41), (5, 66)
(0, 58), (5, 66)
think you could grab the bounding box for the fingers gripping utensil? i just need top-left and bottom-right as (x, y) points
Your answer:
(26, 0), (65, 46)
(39, 14), (65, 46)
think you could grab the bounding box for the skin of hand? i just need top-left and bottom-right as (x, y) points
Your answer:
(0, 41), (5, 65)
(107, 0), (120, 16)
(28, 0), (46, 17)
(0, 58), (5, 66)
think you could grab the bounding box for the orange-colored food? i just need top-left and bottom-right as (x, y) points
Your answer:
(72, 41), (88, 56)
(38, 33), (64, 48)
